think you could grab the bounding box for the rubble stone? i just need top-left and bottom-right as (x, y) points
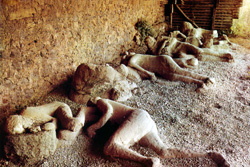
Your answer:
(4, 130), (57, 165)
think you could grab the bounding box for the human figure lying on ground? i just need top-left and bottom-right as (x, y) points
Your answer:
(5, 101), (85, 141)
(69, 63), (141, 104)
(180, 21), (232, 48)
(81, 97), (230, 167)
(122, 51), (215, 92)
(145, 34), (234, 68)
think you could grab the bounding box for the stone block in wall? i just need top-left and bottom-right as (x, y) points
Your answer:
(4, 130), (57, 165)
(9, 8), (36, 20)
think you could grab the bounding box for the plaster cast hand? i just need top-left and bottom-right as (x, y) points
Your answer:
(87, 126), (97, 138)
(150, 73), (157, 81)
(207, 152), (230, 167)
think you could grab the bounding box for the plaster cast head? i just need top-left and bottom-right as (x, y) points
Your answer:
(144, 36), (157, 49)
(188, 58), (199, 66)
(181, 21), (194, 34)
(5, 115), (33, 134)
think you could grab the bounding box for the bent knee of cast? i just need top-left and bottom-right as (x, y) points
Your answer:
(103, 141), (121, 156)
(57, 104), (73, 117)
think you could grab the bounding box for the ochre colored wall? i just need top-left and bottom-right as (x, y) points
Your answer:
(0, 0), (165, 115)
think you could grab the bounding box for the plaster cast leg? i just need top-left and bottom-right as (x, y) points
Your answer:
(104, 142), (161, 167)
(139, 127), (205, 159)
(166, 73), (204, 87)
(158, 55), (215, 90)
(55, 105), (84, 132)
(139, 123), (167, 156)
(179, 43), (202, 56)
(168, 72), (215, 91)
(201, 48), (234, 62)
(138, 124), (230, 166)
(104, 110), (161, 167)
(173, 68), (208, 81)
(128, 61), (157, 81)
(173, 57), (198, 68)
(159, 55), (210, 81)
(57, 108), (86, 141)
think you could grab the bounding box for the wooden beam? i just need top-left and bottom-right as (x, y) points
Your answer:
(170, 3), (174, 28)
(175, 4), (199, 28)
(211, 0), (220, 30)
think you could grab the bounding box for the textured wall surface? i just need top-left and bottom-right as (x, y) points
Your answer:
(0, 0), (165, 115)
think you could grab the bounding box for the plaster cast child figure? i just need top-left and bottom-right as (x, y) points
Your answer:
(84, 97), (230, 167)
(5, 101), (85, 140)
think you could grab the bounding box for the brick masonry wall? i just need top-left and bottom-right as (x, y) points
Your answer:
(0, 0), (166, 115)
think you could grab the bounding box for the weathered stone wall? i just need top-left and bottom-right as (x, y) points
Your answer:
(0, 0), (165, 115)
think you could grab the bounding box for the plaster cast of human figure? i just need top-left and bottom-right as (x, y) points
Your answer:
(123, 52), (214, 91)
(181, 21), (233, 47)
(180, 21), (218, 48)
(142, 31), (198, 68)
(5, 101), (85, 140)
(69, 63), (140, 104)
(145, 34), (234, 66)
(84, 97), (230, 167)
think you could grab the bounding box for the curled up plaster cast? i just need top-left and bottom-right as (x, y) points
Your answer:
(83, 97), (230, 167)
(4, 101), (86, 165)
(69, 63), (140, 104)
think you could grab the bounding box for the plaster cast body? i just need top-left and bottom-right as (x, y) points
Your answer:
(146, 34), (234, 68)
(69, 63), (139, 104)
(5, 101), (85, 140)
(180, 21), (217, 48)
(85, 98), (230, 167)
(125, 52), (215, 91)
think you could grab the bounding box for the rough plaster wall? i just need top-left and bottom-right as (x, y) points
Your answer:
(0, 0), (165, 115)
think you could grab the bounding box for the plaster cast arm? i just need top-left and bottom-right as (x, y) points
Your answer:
(157, 39), (169, 55)
(128, 54), (157, 81)
(171, 31), (187, 39)
(128, 63), (157, 81)
(87, 99), (114, 138)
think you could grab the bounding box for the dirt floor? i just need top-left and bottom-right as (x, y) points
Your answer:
(1, 37), (250, 167)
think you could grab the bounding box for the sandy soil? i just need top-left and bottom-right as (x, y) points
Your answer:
(2, 38), (250, 167)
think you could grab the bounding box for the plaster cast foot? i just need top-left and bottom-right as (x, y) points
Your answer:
(196, 83), (209, 93)
(65, 119), (84, 132)
(187, 58), (198, 67)
(204, 77), (215, 86)
(57, 129), (81, 141)
(148, 72), (157, 81)
(196, 77), (215, 92)
(29, 126), (41, 133)
(208, 152), (230, 167)
(143, 157), (162, 167)
(42, 122), (56, 131)
(224, 53), (234, 63)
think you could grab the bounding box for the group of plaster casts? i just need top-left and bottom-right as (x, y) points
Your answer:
(69, 51), (216, 104)
(5, 98), (229, 167)
(69, 22), (234, 103)
(143, 21), (234, 69)
(4, 22), (232, 166)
